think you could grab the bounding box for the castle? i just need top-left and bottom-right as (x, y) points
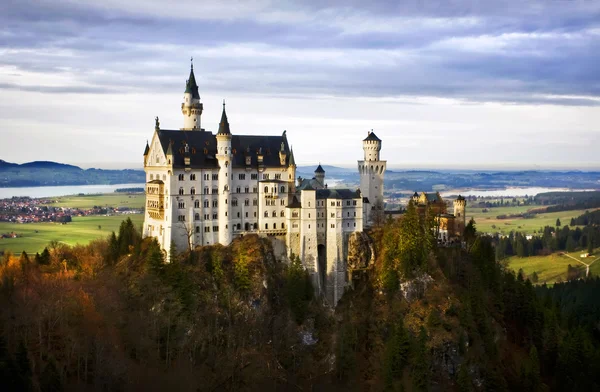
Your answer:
(411, 192), (466, 244)
(142, 64), (464, 304)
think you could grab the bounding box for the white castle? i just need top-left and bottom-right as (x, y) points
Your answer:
(143, 64), (386, 304)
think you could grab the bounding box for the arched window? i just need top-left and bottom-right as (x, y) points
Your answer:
(280, 210), (285, 217)
(190, 174), (196, 181)
(264, 186), (269, 193)
(194, 213), (200, 221)
(237, 223), (241, 230)
(264, 211), (268, 217)
(195, 226), (200, 233)
(232, 199), (238, 206)
(179, 188), (184, 195)
(244, 199), (249, 206)
(280, 186), (285, 193)
(272, 211), (277, 217)
(204, 200), (209, 208)
(204, 187), (209, 194)
(194, 200), (200, 208)
(178, 174), (184, 181)
(265, 223), (268, 229)
(190, 187), (195, 195)
(253, 223), (258, 229)
(245, 223), (250, 230)
(150, 174), (154, 180)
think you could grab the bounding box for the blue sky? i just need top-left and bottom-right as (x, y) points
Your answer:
(0, 0), (599, 169)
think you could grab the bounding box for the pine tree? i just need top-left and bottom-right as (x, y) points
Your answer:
(107, 231), (119, 264)
(412, 327), (430, 391)
(384, 318), (410, 383)
(556, 218), (561, 227)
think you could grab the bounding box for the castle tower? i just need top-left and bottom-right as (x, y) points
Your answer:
(314, 164), (325, 188)
(181, 61), (203, 130)
(358, 130), (386, 224)
(453, 195), (467, 237)
(216, 101), (233, 245)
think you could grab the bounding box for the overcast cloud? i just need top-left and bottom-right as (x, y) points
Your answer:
(0, 0), (599, 169)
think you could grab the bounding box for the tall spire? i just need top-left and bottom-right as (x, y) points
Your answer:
(289, 147), (296, 166)
(184, 59), (200, 100)
(217, 99), (231, 135)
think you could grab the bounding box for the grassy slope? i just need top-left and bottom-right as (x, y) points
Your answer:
(507, 248), (600, 284)
(0, 214), (144, 254)
(469, 206), (598, 235)
(42, 194), (144, 209)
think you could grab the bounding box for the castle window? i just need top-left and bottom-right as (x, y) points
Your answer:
(237, 223), (241, 230)
(196, 226), (200, 233)
(354, 223), (356, 227)
(280, 199), (285, 206)
(245, 212), (248, 217)
(347, 212), (350, 217)
(204, 227), (209, 233)
(212, 200), (218, 207)
(264, 211), (269, 218)
(253, 199), (258, 206)
(254, 223), (257, 229)
(272, 211), (276, 217)
(308, 213), (311, 218)
(275, 174), (281, 180)
(331, 202), (335, 206)
(239, 174), (245, 180)
(178, 201), (185, 209)
(265, 223), (268, 229)
(331, 213), (335, 218)
(292, 212), (299, 218)
(179, 188), (184, 195)
(308, 224), (311, 229)
(237, 212), (240, 218)
(190, 174), (196, 181)
(213, 226), (219, 232)
(331, 224), (335, 228)
(353, 200), (357, 206)
(236, 186), (241, 193)
(178, 215), (185, 222)
(263, 173), (269, 180)
(244, 199), (249, 206)
(149, 174), (153, 180)
(178, 174), (184, 181)
(212, 187), (218, 194)
(232, 199), (238, 206)
(346, 201), (350, 206)
(195, 213), (200, 220)
(280, 186), (285, 193)
(280, 211), (285, 217)
(254, 212), (257, 217)
(251, 173), (258, 180)
(212, 174), (218, 180)
(204, 187), (209, 194)
(194, 200), (200, 208)
(245, 187), (249, 193)
(213, 213), (217, 219)
(204, 214), (209, 220)
(264, 186), (269, 193)
(204, 200), (209, 208)
(191, 187), (196, 195)
(245, 222), (249, 230)
(253, 187), (257, 193)
(336, 201), (341, 207)
(354, 212), (356, 217)
(204, 174), (209, 180)
(224, 185), (229, 192)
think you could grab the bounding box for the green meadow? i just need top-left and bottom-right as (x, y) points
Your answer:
(468, 206), (598, 235)
(506, 248), (600, 284)
(42, 193), (145, 209)
(0, 214), (144, 255)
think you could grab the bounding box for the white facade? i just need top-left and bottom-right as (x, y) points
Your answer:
(358, 131), (386, 224)
(143, 65), (383, 305)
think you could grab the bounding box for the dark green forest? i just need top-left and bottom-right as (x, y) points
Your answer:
(1, 214), (599, 391)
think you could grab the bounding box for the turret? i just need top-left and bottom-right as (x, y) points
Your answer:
(453, 195), (467, 236)
(143, 140), (150, 167)
(216, 101), (233, 245)
(358, 130), (386, 225)
(314, 164), (325, 188)
(181, 61), (203, 130)
(362, 130), (382, 161)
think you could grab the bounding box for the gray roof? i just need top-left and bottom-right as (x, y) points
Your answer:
(184, 65), (200, 100)
(217, 104), (231, 135)
(287, 195), (302, 208)
(315, 164), (325, 173)
(363, 131), (381, 142)
(296, 178), (321, 191)
(155, 129), (291, 169)
(316, 188), (361, 200)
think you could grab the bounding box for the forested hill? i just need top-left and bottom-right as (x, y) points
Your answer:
(1, 210), (599, 390)
(0, 159), (144, 187)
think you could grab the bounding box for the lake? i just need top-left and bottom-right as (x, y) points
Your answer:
(0, 183), (145, 199)
(440, 187), (596, 198)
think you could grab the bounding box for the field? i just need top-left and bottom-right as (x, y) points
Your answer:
(468, 206), (598, 235)
(506, 248), (600, 284)
(42, 193), (145, 209)
(0, 214), (144, 255)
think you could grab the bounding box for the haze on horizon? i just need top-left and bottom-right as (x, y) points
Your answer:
(1, 0), (599, 170)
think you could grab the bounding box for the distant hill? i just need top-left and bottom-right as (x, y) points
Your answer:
(296, 165), (355, 175)
(0, 159), (145, 187)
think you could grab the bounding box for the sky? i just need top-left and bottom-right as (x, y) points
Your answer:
(0, 0), (599, 170)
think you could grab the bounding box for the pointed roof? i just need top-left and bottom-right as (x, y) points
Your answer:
(184, 63), (200, 100)
(217, 100), (231, 135)
(143, 140), (150, 156)
(289, 148), (296, 166)
(315, 164), (325, 173)
(363, 130), (381, 142)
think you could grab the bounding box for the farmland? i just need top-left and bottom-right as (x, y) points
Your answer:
(0, 214), (144, 255)
(42, 193), (144, 209)
(468, 205), (599, 235)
